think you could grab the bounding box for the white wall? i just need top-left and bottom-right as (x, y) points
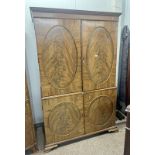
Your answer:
(25, 0), (128, 124)
(122, 0), (130, 28)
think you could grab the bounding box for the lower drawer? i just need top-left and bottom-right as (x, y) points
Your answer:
(42, 93), (84, 144)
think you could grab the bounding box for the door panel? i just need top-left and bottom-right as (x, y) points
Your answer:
(42, 93), (84, 144)
(82, 20), (118, 91)
(84, 88), (117, 134)
(34, 19), (82, 97)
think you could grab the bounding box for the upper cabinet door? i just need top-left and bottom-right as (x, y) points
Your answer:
(34, 19), (82, 97)
(82, 20), (118, 91)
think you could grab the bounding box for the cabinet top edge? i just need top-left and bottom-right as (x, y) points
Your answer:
(30, 7), (121, 20)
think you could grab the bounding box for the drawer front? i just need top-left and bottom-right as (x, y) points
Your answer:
(84, 88), (117, 134)
(34, 18), (82, 97)
(42, 93), (84, 144)
(82, 20), (118, 91)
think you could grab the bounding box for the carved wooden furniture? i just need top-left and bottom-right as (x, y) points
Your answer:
(31, 8), (121, 148)
(25, 80), (36, 151)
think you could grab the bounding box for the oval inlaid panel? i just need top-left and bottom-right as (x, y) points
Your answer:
(43, 25), (77, 89)
(88, 96), (113, 126)
(48, 102), (81, 135)
(86, 27), (114, 84)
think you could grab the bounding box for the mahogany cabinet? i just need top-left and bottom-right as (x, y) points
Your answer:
(31, 7), (120, 147)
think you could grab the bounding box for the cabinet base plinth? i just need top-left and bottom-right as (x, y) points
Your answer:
(44, 126), (117, 152)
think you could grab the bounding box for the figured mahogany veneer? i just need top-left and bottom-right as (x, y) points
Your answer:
(31, 7), (120, 146)
(84, 88), (117, 134)
(42, 93), (84, 144)
(82, 20), (118, 91)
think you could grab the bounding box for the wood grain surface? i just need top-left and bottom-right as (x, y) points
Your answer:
(42, 93), (84, 144)
(84, 88), (117, 134)
(31, 8), (120, 147)
(82, 20), (118, 91)
(34, 18), (82, 97)
(31, 7), (121, 21)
